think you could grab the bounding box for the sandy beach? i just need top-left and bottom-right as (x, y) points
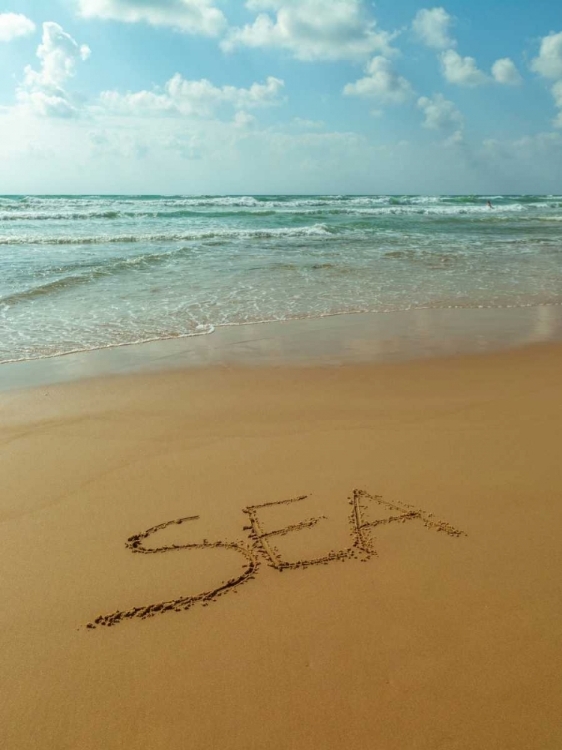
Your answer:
(3, 0), (562, 745)
(1, 334), (562, 749)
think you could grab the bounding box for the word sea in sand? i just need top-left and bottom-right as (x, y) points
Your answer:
(88, 490), (466, 629)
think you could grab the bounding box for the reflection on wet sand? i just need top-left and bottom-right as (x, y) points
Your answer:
(2, 305), (562, 391)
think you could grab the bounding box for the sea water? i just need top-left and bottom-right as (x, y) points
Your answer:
(1, 194), (562, 364)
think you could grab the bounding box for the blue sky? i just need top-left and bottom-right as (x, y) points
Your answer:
(0, 0), (561, 193)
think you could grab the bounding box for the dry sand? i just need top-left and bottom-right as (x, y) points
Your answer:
(1, 343), (562, 749)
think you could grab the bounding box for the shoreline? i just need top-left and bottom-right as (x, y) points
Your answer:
(2, 302), (562, 392)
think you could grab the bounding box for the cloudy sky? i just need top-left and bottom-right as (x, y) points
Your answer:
(1, 0), (561, 194)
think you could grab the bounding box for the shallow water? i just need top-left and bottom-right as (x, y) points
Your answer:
(1, 194), (562, 363)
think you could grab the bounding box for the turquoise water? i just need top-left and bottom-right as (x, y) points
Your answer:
(1, 194), (562, 364)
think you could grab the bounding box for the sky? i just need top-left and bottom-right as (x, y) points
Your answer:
(0, 0), (561, 194)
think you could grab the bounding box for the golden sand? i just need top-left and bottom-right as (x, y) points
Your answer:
(1, 343), (562, 749)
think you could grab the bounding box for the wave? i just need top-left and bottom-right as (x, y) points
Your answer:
(295, 204), (534, 217)
(0, 223), (337, 246)
(0, 275), (99, 306)
(0, 247), (352, 309)
(0, 210), (122, 221)
(0, 208), (279, 221)
(2, 198), (561, 222)
(0, 246), (201, 306)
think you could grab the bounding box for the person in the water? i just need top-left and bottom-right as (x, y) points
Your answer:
(487, 200), (494, 209)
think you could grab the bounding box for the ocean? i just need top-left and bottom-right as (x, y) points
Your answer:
(1, 194), (562, 365)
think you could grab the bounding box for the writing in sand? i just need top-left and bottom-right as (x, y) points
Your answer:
(87, 490), (466, 630)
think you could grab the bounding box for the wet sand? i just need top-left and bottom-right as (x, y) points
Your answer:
(2, 303), (562, 392)
(1, 341), (562, 749)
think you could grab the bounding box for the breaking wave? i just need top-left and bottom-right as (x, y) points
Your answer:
(0, 223), (337, 246)
(2, 194), (562, 365)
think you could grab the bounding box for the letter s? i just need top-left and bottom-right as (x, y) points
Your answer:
(87, 515), (259, 629)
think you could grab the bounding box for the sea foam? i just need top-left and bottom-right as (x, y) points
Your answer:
(1, 194), (562, 364)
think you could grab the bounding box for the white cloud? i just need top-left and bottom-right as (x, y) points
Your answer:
(444, 128), (464, 147)
(440, 48), (488, 87)
(481, 131), (562, 177)
(343, 56), (413, 104)
(531, 31), (562, 80)
(99, 88), (173, 116)
(412, 7), (455, 50)
(491, 57), (522, 86)
(89, 128), (150, 158)
(0, 12), (36, 41)
(76, 0), (226, 36)
(17, 22), (91, 118)
(161, 133), (204, 159)
(233, 111), (256, 128)
(416, 9), (514, 89)
(418, 93), (463, 131)
(99, 74), (285, 118)
(5, 101), (562, 195)
(531, 31), (562, 127)
(222, 0), (397, 61)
